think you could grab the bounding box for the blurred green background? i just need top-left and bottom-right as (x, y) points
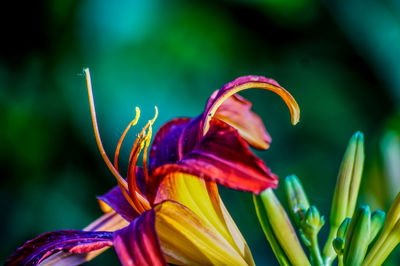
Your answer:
(1, 0), (400, 264)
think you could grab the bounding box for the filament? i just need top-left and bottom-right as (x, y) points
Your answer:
(143, 106), (158, 182)
(84, 68), (149, 211)
(114, 107), (140, 172)
(127, 135), (148, 212)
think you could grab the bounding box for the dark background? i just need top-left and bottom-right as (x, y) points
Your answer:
(1, 0), (399, 264)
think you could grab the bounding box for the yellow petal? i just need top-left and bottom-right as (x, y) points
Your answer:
(154, 173), (254, 265)
(154, 200), (249, 265)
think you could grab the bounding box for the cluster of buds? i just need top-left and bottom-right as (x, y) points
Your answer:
(333, 207), (385, 265)
(285, 175), (325, 265)
(253, 131), (400, 265)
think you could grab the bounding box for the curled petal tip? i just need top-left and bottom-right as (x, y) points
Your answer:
(286, 94), (300, 126)
(203, 75), (301, 134)
(292, 115), (300, 126)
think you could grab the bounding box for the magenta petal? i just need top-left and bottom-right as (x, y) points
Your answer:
(201, 75), (300, 135)
(176, 116), (202, 156)
(181, 119), (278, 192)
(6, 230), (113, 265)
(202, 76), (281, 123)
(204, 76), (281, 111)
(113, 209), (166, 266)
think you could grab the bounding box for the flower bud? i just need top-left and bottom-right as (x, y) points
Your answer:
(323, 132), (365, 262)
(332, 218), (351, 256)
(332, 237), (345, 255)
(369, 210), (385, 244)
(302, 206), (324, 237)
(343, 205), (371, 265)
(364, 192), (400, 265)
(254, 189), (310, 266)
(337, 218), (351, 239)
(285, 175), (310, 227)
(331, 131), (365, 228)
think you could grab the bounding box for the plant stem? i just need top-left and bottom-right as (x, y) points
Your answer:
(337, 254), (344, 266)
(322, 227), (338, 265)
(310, 234), (324, 266)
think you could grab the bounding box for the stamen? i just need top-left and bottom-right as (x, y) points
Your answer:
(142, 125), (152, 183)
(114, 107), (141, 171)
(143, 106), (157, 182)
(151, 106), (159, 123)
(128, 123), (150, 162)
(127, 136), (149, 212)
(143, 106), (158, 183)
(84, 68), (150, 212)
(125, 108), (157, 211)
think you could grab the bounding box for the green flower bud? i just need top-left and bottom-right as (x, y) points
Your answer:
(331, 131), (365, 227)
(285, 175), (310, 227)
(323, 132), (365, 262)
(254, 189), (310, 266)
(332, 218), (351, 257)
(383, 192), (400, 237)
(343, 205), (371, 265)
(369, 210), (385, 244)
(332, 237), (345, 255)
(302, 206), (325, 236)
(337, 218), (351, 239)
(364, 192), (400, 265)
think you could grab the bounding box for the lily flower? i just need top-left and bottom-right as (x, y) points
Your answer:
(7, 69), (299, 265)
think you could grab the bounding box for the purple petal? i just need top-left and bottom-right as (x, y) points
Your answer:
(149, 118), (191, 172)
(135, 167), (147, 195)
(6, 230), (113, 265)
(97, 185), (140, 222)
(113, 209), (166, 266)
(97, 168), (146, 222)
(147, 119), (278, 201)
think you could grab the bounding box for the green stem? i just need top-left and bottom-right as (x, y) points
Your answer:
(322, 227), (338, 265)
(310, 234), (324, 266)
(337, 254), (344, 266)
